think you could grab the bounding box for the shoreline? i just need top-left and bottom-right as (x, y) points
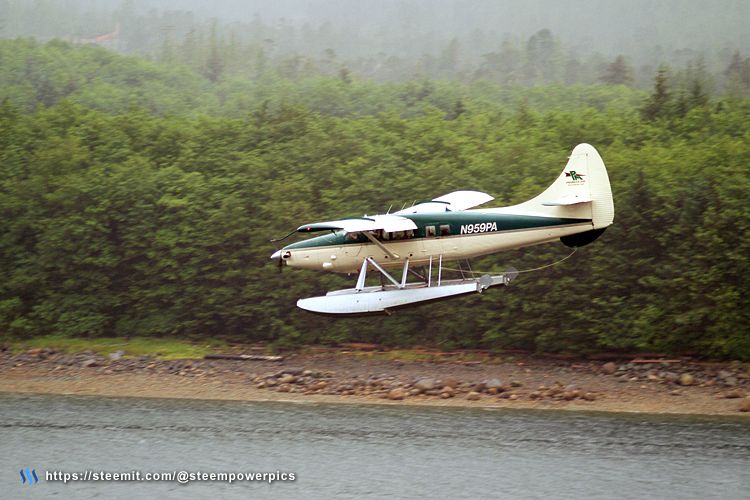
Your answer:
(1, 349), (749, 417)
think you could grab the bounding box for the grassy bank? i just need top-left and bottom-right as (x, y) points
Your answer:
(8, 335), (226, 360)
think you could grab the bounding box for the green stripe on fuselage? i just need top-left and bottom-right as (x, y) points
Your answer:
(283, 213), (591, 250)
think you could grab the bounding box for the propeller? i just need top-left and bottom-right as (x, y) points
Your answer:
(270, 230), (297, 273)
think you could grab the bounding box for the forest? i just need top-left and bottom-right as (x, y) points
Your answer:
(1, 2), (749, 360)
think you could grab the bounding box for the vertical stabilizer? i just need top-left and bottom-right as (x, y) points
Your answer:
(499, 143), (614, 228)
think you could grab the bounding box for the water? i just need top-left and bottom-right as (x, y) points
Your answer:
(1, 393), (749, 499)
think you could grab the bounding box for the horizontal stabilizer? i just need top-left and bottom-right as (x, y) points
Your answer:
(541, 194), (593, 206)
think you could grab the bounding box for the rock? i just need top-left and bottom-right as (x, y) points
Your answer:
(414, 378), (436, 393)
(388, 388), (406, 400)
(109, 350), (125, 361)
(440, 392), (453, 399)
(739, 398), (750, 412)
(669, 390), (681, 396)
(282, 367), (304, 376)
(441, 377), (459, 389)
(582, 392), (597, 401)
(277, 385), (291, 393)
(563, 390), (581, 401)
(508, 394), (519, 400)
(81, 359), (98, 368)
(466, 391), (481, 401)
(279, 374), (297, 384)
(27, 348), (43, 356)
(724, 376), (738, 387)
(678, 373), (695, 386)
(601, 362), (617, 375)
(663, 372), (679, 383)
(718, 370), (732, 380)
(510, 381), (523, 387)
(473, 382), (487, 392)
(441, 386), (455, 396)
(529, 391), (542, 400)
(485, 378), (503, 390)
(546, 386), (563, 397)
(724, 390), (744, 399)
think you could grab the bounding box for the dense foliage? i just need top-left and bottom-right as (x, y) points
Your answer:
(1, 39), (749, 359)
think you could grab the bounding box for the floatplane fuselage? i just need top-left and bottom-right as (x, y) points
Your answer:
(271, 143), (614, 315)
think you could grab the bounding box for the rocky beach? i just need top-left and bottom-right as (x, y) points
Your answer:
(1, 346), (749, 416)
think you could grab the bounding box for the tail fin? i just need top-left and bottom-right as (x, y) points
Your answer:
(512, 143), (614, 229)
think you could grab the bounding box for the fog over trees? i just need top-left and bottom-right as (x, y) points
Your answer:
(2, 0), (750, 90)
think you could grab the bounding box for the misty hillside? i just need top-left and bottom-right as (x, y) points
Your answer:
(2, 0), (750, 89)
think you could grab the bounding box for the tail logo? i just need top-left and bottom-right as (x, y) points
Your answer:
(565, 170), (586, 184)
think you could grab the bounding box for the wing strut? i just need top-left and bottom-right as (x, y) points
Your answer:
(361, 231), (399, 259)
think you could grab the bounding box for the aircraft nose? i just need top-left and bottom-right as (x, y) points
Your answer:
(270, 250), (282, 261)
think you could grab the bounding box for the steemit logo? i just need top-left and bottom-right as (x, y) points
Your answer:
(20, 468), (39, 485)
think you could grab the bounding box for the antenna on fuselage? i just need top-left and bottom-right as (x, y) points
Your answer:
(386, 204), (393, 214)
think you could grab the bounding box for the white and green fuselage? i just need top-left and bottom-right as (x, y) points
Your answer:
(273, 143), (614, 274)
(278, 212), (597, 273)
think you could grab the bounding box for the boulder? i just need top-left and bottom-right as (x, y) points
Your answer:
(724, 376), (738, 387)
(718, 370), (732, 380)
(739, 398), (750, 412)
(485, 378), (503, 390)
(81, 359), (98, 368)
(388, 388), (406, 400)
(582, 392), (597, 401)
(441, 377), (459, 389)
(601, 362), (617, 375)
(414, 378), (436, 393)
(109, 350), (125, 361)
(279, 374), (298, 384)
(282, 367), (305, 376)
(678, 373), (695, 386)
(724, 390), (744, 399)
(466, 391), (481, 401)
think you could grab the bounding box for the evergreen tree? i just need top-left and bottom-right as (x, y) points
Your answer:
(641, 66), (672, 120)
(600, 55), (633, 86)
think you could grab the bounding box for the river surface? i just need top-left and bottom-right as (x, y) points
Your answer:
(1, 393), (749, 499)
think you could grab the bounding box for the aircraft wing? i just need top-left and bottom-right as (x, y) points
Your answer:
(396, 190), (494, 214)
(297, 214), (417, 233)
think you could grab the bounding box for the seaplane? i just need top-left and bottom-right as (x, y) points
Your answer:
(271, 143), (614, 315)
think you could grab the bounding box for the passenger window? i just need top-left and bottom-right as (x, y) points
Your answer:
(425, 226), (436, 237)
(440, 224), (451, 236)
(346, 232), (359, 241)
(382, 231), (391, 240)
